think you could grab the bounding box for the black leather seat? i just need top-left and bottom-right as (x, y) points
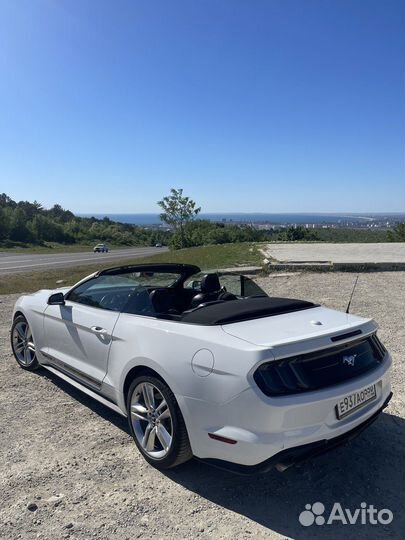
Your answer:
(124, 288), (154, 315)
(150, 288), (180, 314)
(190, 273), (222, 309)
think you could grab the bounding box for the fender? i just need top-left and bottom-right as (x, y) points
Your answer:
(110, 356), (191, 422)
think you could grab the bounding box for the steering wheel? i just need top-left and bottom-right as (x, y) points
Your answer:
(99, 291), (131, 311)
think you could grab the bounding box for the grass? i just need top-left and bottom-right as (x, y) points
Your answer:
(124, 242), (263, 268)
(0, 242), (264, 295)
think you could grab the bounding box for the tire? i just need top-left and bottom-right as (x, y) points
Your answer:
(11, 315), (39, 371)
(127, 375), (192, 469)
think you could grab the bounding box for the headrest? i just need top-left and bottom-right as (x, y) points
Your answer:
(201, 273), (221, 293)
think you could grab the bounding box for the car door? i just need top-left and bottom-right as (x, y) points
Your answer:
(42, 275), (129, 387)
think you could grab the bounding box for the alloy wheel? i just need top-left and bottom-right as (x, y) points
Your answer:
(12, 320), (36, 366)
(130, 382), (173, 459)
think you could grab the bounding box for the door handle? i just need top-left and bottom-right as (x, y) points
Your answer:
(91, 326), (108, 335)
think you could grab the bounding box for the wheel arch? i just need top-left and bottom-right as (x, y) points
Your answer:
(119, 360), (192, 431)
(12, 300), (48, 363)
(13, 310), (25, 321)
(123, 365), (166, 405)
(12, 309), (34, 332)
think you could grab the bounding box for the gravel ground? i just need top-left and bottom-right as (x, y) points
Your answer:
(1, 272), (404, 540)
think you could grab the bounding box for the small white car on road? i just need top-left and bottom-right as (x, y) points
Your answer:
(93, 243), (109, 253)
(11, 264), (392, 473)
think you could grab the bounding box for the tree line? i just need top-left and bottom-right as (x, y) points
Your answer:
(0, 191), (276, 248)
(0, 191), (402, 250)
(0, 193), (169, 247)
(157, 188), (400, 247)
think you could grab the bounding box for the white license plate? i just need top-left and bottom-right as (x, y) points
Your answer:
(336, 384), (377, 419)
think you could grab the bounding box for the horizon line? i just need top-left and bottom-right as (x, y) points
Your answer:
(76, 211), (405, 216)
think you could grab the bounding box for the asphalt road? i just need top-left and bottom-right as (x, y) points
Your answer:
(0, 246), (168, 274)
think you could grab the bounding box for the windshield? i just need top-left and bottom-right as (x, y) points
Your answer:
(65, 267), (268, 320)
(66, 271), (183, 313)
(128, 271), (180, 287)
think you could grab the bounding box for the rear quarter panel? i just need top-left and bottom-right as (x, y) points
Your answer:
(106, 313), (268, 414)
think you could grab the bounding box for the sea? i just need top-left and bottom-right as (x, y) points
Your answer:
(78, 212), (404, 226)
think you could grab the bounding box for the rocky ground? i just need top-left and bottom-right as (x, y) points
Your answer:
(1, 272), (404, 540)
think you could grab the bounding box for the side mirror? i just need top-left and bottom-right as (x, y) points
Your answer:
(47, 292), (65, 305)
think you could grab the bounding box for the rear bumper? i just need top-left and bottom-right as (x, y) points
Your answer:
(200, 391), (392, 475)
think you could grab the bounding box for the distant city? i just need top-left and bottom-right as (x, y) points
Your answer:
(79, 212), (405, 230)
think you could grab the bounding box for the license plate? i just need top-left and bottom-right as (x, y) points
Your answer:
(336, 384), (377, 419)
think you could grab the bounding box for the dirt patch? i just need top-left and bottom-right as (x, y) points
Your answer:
(1, 273), (404, 539)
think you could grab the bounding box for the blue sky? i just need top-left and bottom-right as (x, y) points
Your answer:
(0, 0), (404, 213)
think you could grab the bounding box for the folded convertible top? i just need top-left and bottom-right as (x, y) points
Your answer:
(182, 297), (318, 325)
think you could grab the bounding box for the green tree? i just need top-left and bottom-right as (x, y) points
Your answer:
(29, 215), (71, 243)
(9, 207), (32, 242)
(0, 193), (17, 208)
(390, 221), (405, 241)
(46, 204), (75, 222)
(17, 200), (43, 220)
(157, 188), (201, 248)
(0, 207), (10, 240)
(284, 226), (317, 241)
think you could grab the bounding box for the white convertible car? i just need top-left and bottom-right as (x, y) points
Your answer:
(11, 263), (392, 473)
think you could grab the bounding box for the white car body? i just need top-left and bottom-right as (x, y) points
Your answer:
(11, 264), (392, 473)
(93, 243), (108, 252)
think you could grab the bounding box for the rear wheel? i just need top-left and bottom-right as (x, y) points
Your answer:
(11, 315), (39, 371)
(127, 375), (192, 469)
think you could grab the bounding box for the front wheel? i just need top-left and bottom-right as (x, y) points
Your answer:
(127, 375), (192, 469)
(11, 315), (39, 371)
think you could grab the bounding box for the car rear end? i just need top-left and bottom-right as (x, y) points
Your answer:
(194, 308), (392, 473)
(94, 244), (108, 252)
(246, 331), (391, 471)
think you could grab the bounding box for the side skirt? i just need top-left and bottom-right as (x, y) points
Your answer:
(42, 365), (126, 417)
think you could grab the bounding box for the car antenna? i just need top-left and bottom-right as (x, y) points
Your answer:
(346, 275), (359, 314)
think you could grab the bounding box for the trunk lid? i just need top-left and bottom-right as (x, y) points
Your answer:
(221, 306), (376, 354)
